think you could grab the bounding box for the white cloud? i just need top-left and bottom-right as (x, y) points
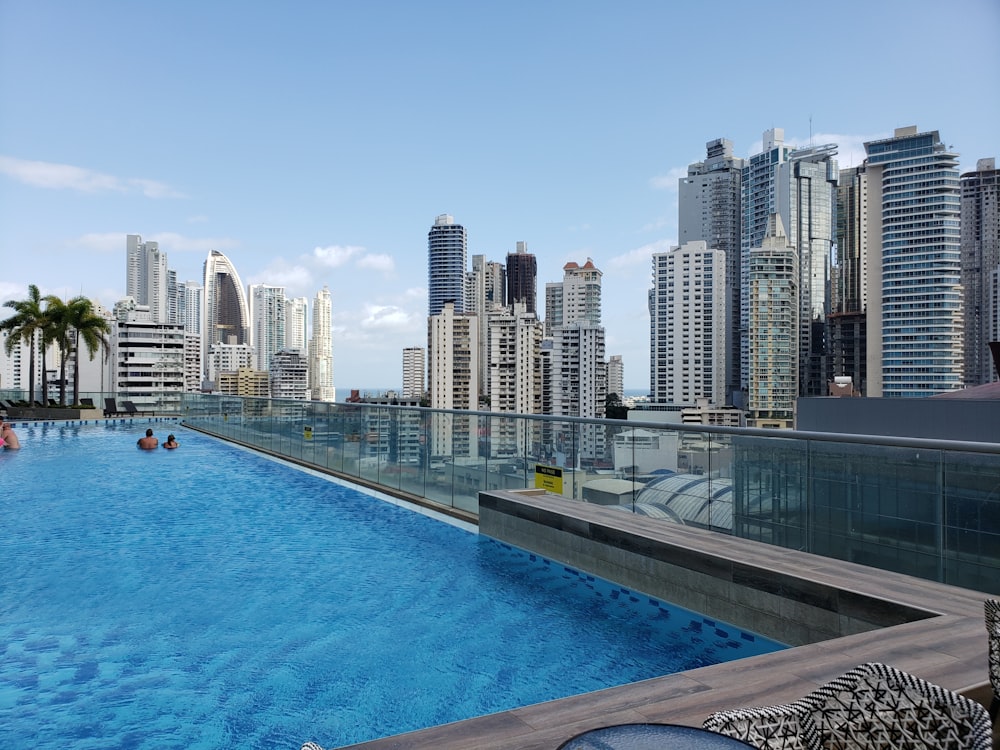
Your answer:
(0, 155), (185, 197)
(128, 178), (186, 199)
(313, 244), (364, 268)
(356, 253), (395, 273)
(649, 166), (687, 191)
(77, 232), (128, 254)
(359, 303), (413, 330)
(607, 239), (675, 271)
(248, 262), (313, 294)
(146, 232), (239, 253)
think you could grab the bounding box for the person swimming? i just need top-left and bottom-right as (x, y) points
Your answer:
(1, 421), (20, 450)
(163, 434), (179, 449)
(137, 428), (158, 450)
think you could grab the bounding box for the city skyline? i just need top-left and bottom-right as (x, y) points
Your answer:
(1, 1), (998, 390)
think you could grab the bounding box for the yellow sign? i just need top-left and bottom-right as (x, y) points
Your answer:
(535, 464), (563, 494)
(304, 426), (313, 440)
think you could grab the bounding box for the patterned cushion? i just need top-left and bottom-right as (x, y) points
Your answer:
(704, 701), (821, 750)
(987, 598), (1000, 722)
(798, 662), (992, 750)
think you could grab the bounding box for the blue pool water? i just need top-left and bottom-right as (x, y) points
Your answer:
(0, 422), (784, 749)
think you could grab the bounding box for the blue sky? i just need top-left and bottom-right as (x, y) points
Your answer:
(2, 0), (998, 391)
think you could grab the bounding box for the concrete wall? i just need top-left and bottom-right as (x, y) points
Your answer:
(797, 397), (1000, 443)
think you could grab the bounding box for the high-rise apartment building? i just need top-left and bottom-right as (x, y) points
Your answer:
(428, 302), (479, 459)
(961, 158), (1000, 385)
(488, 303), (542, 457)
(203, 250), (250, 377)
(111, 313), (186, 414)
(309, 286), (335, 402)
(506, 241), (537, 315)
(607, 354), (623, 401)
(126, 234), (170, 323)
(402, 346), (425, 399)
(748, 215), (798, 428)
(427, 214), (467, 317)
(249, 284), (287, 372)
(469, 255), (506, 399)
(544, 259), (606, 465)
(270, 350), (309, 400)
(549, 322), (607, 463)
(679, 138), (744, 403)
(177, 281), (203, 336)
(285, 297), (309, 352)
(863, 127), (963, 397)
(649, 241), (727, 407)
(545, 259), (602, 332)
(741, 130), (793, 393)
(206, 341), (254, 383)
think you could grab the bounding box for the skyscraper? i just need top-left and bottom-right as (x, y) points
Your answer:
(402, 346), (425, 399)
(126, 234), (169, 323)
(649, 241), (727, 407)
(545, 259), (602, 330)
(178, 281), (203, 336)
(309, 286), (335, 401)
(778, 143), (838, 397)
(679, 138), (743, 403)
(427, 214), (467, 317)
(741, 129), (793, 394)
(202, 250), (250, 377)
(748, 215), (798, 428)
(544, 259), (606, 464)
(428, 302), (479, 458)
(506, 241), (537, 315)
(488, 303), (542, 457)
(960, 158), (1000, 385)
(831, 165), (871, 394)
(285, 296), (309, 352)
(863, 127), (963, 397)
(249, 284), (286, 372)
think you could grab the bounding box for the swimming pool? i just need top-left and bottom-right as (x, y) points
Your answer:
(0, 422), (784, 749)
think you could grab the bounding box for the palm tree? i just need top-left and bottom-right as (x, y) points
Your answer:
(0, 284), (45, 404)
(43, 295), (112, 406)
(66, 296), (111, 406)
(43, 295), (72, 405)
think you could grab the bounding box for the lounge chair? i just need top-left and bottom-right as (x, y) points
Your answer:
(103, 398), (125, 417)
(80, 398), (95, 408)
(987, 599), (1000, 724)
(704, 662), (991, 750)
(123, 400), (154, 416)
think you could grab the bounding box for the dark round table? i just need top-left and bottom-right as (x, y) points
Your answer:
(556, 723), (755, 749)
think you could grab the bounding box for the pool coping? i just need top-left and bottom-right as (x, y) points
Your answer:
(336, 489), (992, 750)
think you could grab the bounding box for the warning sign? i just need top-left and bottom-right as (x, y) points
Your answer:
(535, 464), (563, 494)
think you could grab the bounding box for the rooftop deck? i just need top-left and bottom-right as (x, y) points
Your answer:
(339, 490), (994, 750)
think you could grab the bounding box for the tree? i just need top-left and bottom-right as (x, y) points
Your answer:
(0, 284), (45, 404)
(43, 295), (112, 406)
(43, 295), (72, 405)
(605, 392), (629, 421)
(66, 297), (111, 406)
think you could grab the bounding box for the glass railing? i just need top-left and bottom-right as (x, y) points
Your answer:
(180, 393), (1000, 595)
